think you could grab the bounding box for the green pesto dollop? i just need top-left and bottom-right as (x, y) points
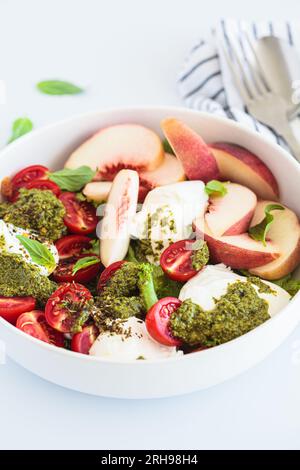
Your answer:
(170, 280), (270, 346)
(93, 262), (145, 325)
(0, 188), (66, 241)
(246, 276), (276, 294)
(93, 260), (182, 327)
(0, 252), (57, 304)
(191, 241), (209, 271)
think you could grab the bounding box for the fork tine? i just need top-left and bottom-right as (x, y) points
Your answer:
(226, 35), (258, 100)
(221, 42), (252, 103)
(243, 30), (271, 92)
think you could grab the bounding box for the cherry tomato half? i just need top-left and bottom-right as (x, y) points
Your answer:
(71, 325), (99, 354)
(11, 165), (49, 190)
(24, 179), (61, 197)
(97, 260), (126, 292)
(45, 283), (92, 333)
(146, 297), (182, 347)
(55, 235), (93, 260)
(53, 254), (101, 284)
(16, 310), (64, 347)
(160, 240), (200, 282)
(0, 296), (36, 325)
(59, 192), (98, 235)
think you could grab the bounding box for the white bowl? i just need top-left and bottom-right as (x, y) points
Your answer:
(0, 106), (300, 399)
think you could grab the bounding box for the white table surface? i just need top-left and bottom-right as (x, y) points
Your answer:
(1, 0), (300, 451)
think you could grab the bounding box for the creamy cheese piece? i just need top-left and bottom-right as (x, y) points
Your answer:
(0, 220), (58, 276)
(179, 264), (290, 317)
(131, 181), (208, 263)
(89, 317), (182, 361)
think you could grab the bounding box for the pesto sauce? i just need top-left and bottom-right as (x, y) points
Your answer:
(0, 188), (66, 242)
(246, 276), (276, 294)
(0, 251), (57, 304)
(191, 241), (209, 271)
(0, 234), (5, 250)
(170, 280), (270, 346)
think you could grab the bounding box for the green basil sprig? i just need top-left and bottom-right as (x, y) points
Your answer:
(205, 180), (228, 197)
(162, 138), (175, 155)
(37, 80), (83, 95)
(8, 117), (33, 143)
(17, 235), (56, 270)
(249, 204), (285, 246)
(72, 256), (100, 275)
(49, 166), (96, 192)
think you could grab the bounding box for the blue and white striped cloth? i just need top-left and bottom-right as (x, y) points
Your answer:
(178, 19), (300, 150)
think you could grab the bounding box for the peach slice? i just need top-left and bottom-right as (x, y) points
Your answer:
(249, 201), (300, 280)
(83, 181), (112, 203)
(205, 183), (257, 237)
(65, 124), (164, 179)
(139, 153), (186, 189)
(99, 169), (139, 267)
(209, 143), (279, 201)
(194, 219), (280, 269)
(161, 118), (220, 183)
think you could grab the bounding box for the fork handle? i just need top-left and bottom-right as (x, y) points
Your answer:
(279, 125), (300, 163)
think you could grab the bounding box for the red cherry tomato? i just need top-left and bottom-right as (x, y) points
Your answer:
(59, 192), (98, 235)
(11, 165), (49, 190)
(55, 235), (93, 260)
(71, 325), (99, 354)
(146, 297), (182, 347)
(45, 283), (92, 333)
(16, 310), (64, 347)
(24, 179), (61, 197)
(0, 296), (36, 325)
(53, 254), (101, 283)
(97, 260), (126, 292)
(160, 240), (201, 282)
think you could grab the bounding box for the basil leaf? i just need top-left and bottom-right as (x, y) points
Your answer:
(249, 204), (284, 246)
(37, 80), (84, 95)
(72, 256), (100, 275)
(273, 274), (300, 297)
(8, 117), (33, 143)
(162, 138), (175, 155)
(49, 166), (96, 192)
(16, 235), (56, 270)
(205, 180), (228, 197)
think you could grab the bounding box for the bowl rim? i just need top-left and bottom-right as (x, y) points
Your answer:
(1, 105), (300, 365)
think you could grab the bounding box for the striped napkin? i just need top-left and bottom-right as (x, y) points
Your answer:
(178, 19), (300, 151)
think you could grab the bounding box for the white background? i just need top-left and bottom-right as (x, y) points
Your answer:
(1, 0), (300, 450)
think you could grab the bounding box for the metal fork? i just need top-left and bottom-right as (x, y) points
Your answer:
(222, 32), (300, 162)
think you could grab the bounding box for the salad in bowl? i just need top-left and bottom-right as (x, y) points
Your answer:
(1, 115), (299, 365)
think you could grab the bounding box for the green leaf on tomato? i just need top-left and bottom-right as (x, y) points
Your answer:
(72, 256), (100, 275)
(49, 166), (96, 192)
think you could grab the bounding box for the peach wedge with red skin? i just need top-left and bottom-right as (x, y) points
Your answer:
(161, 118), (220, 183)
(65, 124), (164, 179)
(194, 205), (280, 269)
(205, 182), (257, 237)
(209, 143), (280, 201)
(139, 153), (186, 190)
(99, 169), (139, 267)
(200, 226), (280, 269)
(83, 181), (112, 203)
(249, 201), (300, 280)
(161, 117), (279, 200)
